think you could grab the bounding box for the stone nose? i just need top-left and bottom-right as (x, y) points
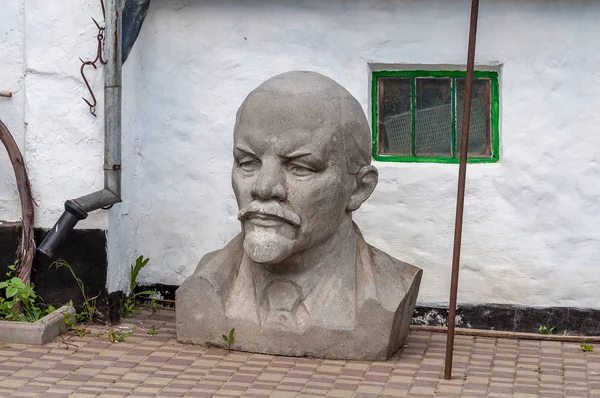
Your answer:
(251, 161), (286, 201)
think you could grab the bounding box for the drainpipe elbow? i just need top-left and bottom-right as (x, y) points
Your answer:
(37, 200), (88, 258)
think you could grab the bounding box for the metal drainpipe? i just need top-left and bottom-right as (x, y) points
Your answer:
(38, 0), (123, 258)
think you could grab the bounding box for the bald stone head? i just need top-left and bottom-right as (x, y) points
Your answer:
(235, 71), (372, 173)
(232, 71), (378, 265)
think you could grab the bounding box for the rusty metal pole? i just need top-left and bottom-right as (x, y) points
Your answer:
(444, 0), (480, 380)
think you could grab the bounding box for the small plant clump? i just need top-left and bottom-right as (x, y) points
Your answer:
(108, 328), (133, 343)
(1, 344), (12, 349)
(146, 298), (161, 313)
(52, 260), (98, 323)
(0, 261), (55, 322)
(222, 328), (235, 350)
(538, 325), (557, 335)
(123, 299), (137, 318)
(123, 255), (157, 318)
(63, 309), (90, 337)
(581, 342), (594, 352)
(147, 325), (157, 335)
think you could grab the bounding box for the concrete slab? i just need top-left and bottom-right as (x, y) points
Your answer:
(0, 305), (75, 344)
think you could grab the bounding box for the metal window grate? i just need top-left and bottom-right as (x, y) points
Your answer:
(382, 110), (412, 154)
(383, 100), (486, 154)
(415, 102), (453, 154)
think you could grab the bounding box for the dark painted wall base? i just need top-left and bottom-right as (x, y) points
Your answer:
(134, 284), (600, 336)
(413, 304), (600, 336)
(2, 223), (599, 333)
(0, 223), (110, 322)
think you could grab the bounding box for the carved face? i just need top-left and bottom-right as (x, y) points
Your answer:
(232, 92), (356, 265)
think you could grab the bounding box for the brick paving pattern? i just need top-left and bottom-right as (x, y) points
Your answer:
(0, 309), (598, 397)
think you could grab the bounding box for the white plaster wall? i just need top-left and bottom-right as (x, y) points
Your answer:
(0, 0), (25, 222)
(3, 0), (599, 309)
(110, 0), (600, 309)
(0, 0), (107, 229)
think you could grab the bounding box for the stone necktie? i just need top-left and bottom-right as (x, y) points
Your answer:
(263, 280), (301, 331)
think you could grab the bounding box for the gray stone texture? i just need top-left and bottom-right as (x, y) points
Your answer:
(177, 71), (422, 360)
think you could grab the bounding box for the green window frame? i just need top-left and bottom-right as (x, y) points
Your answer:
(371, 70), (500, 163)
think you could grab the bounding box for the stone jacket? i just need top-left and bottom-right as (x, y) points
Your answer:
(176, 228), (422, 360)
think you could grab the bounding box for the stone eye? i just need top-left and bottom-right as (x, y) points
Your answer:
(240, 160), (260, 172)
(288, 164), (314, 177)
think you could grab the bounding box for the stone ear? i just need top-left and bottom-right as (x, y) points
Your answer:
(347, 165), (378, 211)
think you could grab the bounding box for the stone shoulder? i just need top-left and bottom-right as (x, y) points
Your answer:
(369, 245), (422, 278)
(368, 244), (423, 310)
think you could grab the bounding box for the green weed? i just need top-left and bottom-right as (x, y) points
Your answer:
(0, 260), (54, 322)
(222, 328), (235, 350)
(52, 260), (98, 323)
(581, 343), (594, 352)
(63, 309), (90, 337)
(108, 328), (133, 343)
(538, 325), (557, 335)
(122, 256), (157, 318)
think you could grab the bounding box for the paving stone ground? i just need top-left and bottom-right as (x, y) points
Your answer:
(0, 308), (599, 397)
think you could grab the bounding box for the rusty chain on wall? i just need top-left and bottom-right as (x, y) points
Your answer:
(80, 0), (106, 117)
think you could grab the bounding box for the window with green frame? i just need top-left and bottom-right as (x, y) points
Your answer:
(372, 70), (499, 163)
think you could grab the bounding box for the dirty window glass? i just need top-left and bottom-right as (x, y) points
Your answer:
(374, 71), (498, 163)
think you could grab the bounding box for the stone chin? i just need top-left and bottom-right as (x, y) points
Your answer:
(242, 229), (297, 264)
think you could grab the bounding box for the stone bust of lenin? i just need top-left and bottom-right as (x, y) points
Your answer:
(176, 71), (422, 360)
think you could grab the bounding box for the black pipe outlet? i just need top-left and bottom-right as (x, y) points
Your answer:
(37, 200), (88, 259)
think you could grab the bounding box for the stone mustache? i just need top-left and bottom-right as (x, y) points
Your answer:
(176, 71), (422, 360)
